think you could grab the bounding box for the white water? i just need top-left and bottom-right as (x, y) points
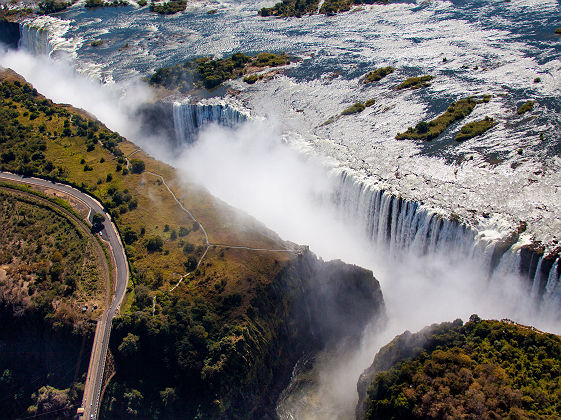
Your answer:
(18, 16), (78, 59)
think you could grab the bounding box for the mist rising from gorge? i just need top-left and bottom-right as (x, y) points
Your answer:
(175, 121), (561, 419)
(2, 48), (560, 420)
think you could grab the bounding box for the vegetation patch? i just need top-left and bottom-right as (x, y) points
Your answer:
(0, 6), (33, 21)
(455, 116), (495, 141)
(0, 188), (106, 323)
(85, 0), (129, 7)
(517, 100), (535, 115)
(341, 102), (366, 115)
(396, 95), (491, 141)
(38, 0), (73, 14)
(259, 0), (319, 17)
(149, 52), (290, 91)
(259, 0), (389, 17)
(243, 74), (260, 84)
(360, 317), (561, 419)
(363, 66), (394, 84)
(394, 74), (433, 90)
(150, 0), (186, 14)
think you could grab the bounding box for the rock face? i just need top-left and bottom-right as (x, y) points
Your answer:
(102, 249), (385, 419)
(0, 21), (20, 49)
(356, 317), (561, 420)
(225, 249), (386, 419)
(289, 250), (386, 348)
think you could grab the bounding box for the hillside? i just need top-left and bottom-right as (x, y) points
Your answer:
(0, 185), (104, 418)
(0, 68), (386, 418)
(356, 317), (561, 419)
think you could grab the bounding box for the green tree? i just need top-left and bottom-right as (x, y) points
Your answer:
(123, 228), (138, 245)
(145, 236), (163, 252)
(91, 213), (105, 233)
(118, 333), (140, 357)
(130, 159), (145, 174)
(160, 387), (177, 407)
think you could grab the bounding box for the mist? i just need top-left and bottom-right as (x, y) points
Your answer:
(2, 46), (560, 420)
(175, 120), (561, 419)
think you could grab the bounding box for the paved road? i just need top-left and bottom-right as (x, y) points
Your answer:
(0, 172), (129, 420)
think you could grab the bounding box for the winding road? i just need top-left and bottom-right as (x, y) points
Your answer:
(0, 172), (129, 420)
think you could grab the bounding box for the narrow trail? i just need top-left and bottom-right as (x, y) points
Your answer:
(125, 150), (297, 294)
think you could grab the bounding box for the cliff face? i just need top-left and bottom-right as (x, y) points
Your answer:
(0, 304), (91, 419)
(0, 21), (20, 49)
(356, 317), (561, 420)
(102, 249), (385, 419)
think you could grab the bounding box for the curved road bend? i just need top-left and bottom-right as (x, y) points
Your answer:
(0, 172), (129, 420)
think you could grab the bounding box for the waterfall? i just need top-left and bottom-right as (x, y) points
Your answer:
(530, 256), (544, 301)
(331, 168), (560, 302)
(333, 170), (478, 259)
(172, 100), (248, 145)
(18, 16), (74, 57)
(542, 260), (561, 318)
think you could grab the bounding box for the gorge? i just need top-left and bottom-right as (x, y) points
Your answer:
(1, 1), (561, 418)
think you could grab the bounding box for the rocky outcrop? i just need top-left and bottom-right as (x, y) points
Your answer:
(226, 249), (386, 419)
(102, 249), (385, 419)
(0, 21), (20, 49)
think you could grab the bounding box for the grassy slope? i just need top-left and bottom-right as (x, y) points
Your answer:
(360, 317), (561, 419)
(0, 69), (313, 418)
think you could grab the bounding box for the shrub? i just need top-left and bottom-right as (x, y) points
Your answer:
(85, 0), (104, 7)
(38, 0), (71, 14)
(146, 236), (164, 252)
(150, 0), (186, 14)
(395, 75), (434, 90)
(91, 213), (105, 233)
(517, 100), (535, 115)
(363, 66), (394, 84)
(124, 229), (138, 245)
(184, 256), (197, 271)
(130, 159), (145, 174)
(341, 102), (366, 115)
(455, 117), (495, 141)
(243, 75), (259, 84)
